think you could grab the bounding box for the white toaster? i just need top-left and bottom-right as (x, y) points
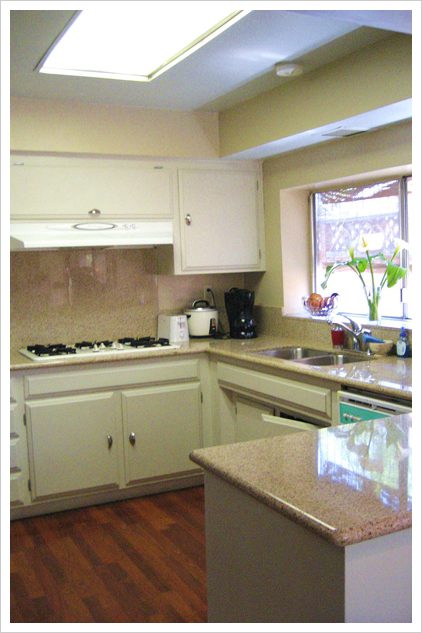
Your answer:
(157, 314), (189, 345)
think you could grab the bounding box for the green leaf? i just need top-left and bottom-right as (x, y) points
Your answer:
(386, 262), (407, 288)
(321, 262), (347, 289)
(353, 257), (368, 273)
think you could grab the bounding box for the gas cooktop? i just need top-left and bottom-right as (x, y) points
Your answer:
(20, 337), (179, 362)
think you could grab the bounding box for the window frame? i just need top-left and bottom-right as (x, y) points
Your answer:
(310, 175), (412, 322)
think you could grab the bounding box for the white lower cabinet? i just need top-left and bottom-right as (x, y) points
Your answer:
(214, 361), (335, 444)
(234, 396), (276, 442)
(10, 376), (30, 507)
(25, 392), (121, 499)
(122, 383), (202, 483)
(11, 357), (205, 516)
(234, 397), (317, 442)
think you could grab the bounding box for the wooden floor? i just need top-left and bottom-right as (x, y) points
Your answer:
(10, 486), (207, 623)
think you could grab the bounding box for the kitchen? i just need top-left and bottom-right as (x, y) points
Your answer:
(3, 3), (418, 629)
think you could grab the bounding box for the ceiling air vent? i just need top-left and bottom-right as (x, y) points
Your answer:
(322, 127), (368, 138)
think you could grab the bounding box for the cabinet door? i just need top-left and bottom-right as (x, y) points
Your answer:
(10, 402), (28, 506)
(177, 169), (263, 272)
(261, 414), (318, 435)
(235, 397), (276, 442)
(122, 382), (202, 484)
(25, 392), (120, 499)
(11, 156), (175, 219)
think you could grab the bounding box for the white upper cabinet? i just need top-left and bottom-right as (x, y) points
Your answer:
(174, 167), (265, 273)
(10, 155), (175, 219)
(10, 154), (265, 274)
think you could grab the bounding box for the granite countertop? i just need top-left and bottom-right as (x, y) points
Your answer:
(10, 335), (412, 400)
(207, 336), (412, 400)
(190, 413), (412, 547)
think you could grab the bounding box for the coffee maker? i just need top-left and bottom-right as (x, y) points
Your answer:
(224, 287), (257, 339)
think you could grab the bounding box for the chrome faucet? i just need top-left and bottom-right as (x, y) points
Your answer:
(327, 313), (372, 353)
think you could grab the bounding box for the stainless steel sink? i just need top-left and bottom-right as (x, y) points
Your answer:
(297, 353), (368, 366)
(254, 346), (370, 365)
(255, 346), (328, 360)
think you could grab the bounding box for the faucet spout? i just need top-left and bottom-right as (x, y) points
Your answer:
(327, 314), (372, 353)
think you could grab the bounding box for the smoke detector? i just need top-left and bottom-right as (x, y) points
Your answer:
(274, 62), (303, 77)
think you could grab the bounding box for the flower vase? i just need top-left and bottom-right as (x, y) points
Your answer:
(367, 292), (381, 323)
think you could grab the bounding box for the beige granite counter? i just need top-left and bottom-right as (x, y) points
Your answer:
(207, 336), (412, 401)
(9, 340), (210, 370)
(11, 335), (412, 401)
(190, 413), (412, 547)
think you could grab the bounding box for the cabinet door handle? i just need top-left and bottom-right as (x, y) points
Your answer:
(129, 432), (136, 446)
(185, 213), (192, 226)
(89, 208), (101, 216)
(107, 434), (113, 449)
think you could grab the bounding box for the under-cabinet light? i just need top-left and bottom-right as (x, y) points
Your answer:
(38, 4), (248, 82)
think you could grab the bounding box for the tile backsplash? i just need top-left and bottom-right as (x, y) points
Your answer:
(10, 249), (244, 348)
(11, 250), (408, 351)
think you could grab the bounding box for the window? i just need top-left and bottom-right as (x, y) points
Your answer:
(311, 177), (412, 320)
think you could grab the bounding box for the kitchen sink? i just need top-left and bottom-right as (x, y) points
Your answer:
(297, 352), (368, 366)
(255, 346), (328, 360)
(254, 346), (370, 365)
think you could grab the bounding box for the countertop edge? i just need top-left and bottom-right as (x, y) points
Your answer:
(190, 449), (412, 547)
(10, 336), (412, 401)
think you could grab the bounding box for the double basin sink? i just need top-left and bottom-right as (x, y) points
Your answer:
(254, 346), (371, 366)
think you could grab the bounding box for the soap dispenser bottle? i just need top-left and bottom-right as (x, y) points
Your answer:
(396, 327), (411, 357)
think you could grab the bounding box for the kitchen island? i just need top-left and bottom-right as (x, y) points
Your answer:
(190, 414), (412, 623)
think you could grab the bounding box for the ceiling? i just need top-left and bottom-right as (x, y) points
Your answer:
(10, 7), (412, 112)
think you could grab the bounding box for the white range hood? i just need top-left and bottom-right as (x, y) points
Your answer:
(10, 220), (173, 251)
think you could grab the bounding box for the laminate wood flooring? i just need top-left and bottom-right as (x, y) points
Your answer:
(10, 486), (207, 623)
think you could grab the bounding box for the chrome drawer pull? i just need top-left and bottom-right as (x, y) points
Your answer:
(107, 434), (113, 449)
(185, 213), (192, 226)
(129, 432), (136, 446)
(343, 413), (362, 422)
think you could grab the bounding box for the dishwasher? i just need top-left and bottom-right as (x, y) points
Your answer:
(338, 388), (412, 424)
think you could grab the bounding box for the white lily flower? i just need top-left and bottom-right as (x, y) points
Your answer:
(357, 232), (384, 253)
(393, 238), (410, 256)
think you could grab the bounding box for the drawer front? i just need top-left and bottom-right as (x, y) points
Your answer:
(217, 362), (331, 418)
(24, 359), (200, 397)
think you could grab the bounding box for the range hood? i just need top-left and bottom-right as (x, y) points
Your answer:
(10, 220), (173, 251)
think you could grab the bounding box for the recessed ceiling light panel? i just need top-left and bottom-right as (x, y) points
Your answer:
(38, 5), (248, 82)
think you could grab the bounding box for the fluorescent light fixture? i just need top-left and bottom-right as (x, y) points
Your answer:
(38, 4), (247, 82)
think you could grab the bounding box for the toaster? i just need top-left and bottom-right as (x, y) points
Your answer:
(157, 314), (189, 345)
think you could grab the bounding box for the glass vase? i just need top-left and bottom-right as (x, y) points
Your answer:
(367, 291), (381, 323)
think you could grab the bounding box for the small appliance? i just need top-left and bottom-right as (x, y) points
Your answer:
(184, 300), (219, 338)
(224, 287), (257, 339)
(157, 314), (189, 344)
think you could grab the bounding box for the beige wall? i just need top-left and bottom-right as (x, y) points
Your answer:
(247, 120), (412, 309)
(11, 97), (220, 158)
(219, 34), (411, 157)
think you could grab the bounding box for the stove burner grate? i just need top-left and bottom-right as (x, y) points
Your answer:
(21, 336), (175, 361)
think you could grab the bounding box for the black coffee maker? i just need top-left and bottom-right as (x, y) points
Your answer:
(224, 287), (257, 339)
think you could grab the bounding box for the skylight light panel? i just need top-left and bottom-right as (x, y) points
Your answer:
(38, 4), (247, 82)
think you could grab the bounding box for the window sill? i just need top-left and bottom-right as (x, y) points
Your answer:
(283, 312), (413, 331)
